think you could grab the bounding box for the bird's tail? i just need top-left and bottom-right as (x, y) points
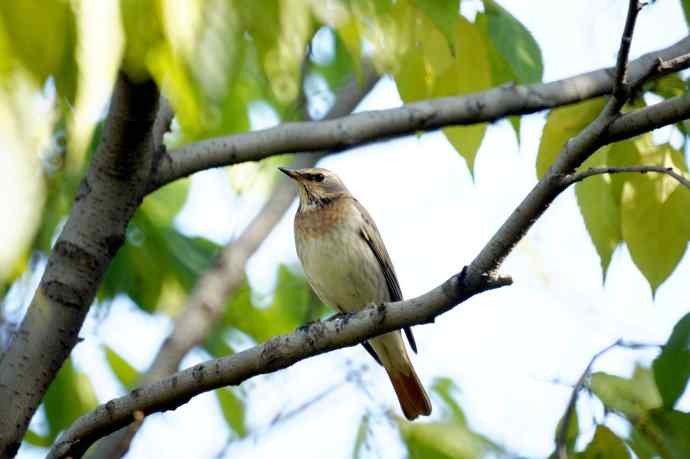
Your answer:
(385, 363), (432, 420)
(373, 332), (432, 420)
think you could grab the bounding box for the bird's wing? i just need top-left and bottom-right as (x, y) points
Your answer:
(352, 198), (418, 354)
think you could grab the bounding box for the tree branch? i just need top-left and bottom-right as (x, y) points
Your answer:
(611, 0), (645, 105)
(48, 271), (512, 459)
(85, 65), (380, 459)
(150, 37), (690, 190)
(562, 165), (690, 189)
(0, 73), (159, 459)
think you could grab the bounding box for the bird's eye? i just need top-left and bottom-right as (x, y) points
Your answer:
(313, 173), (325, 182)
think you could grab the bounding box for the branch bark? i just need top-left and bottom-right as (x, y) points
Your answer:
(0, 73), (159, 458)
(150, 37), (690, 190)
(48, 4), (681, 455)
(563, 165), (690, 189)
(86, 66), (380, 459)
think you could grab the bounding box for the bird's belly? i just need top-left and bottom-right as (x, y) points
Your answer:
(297, 227), (387, 313)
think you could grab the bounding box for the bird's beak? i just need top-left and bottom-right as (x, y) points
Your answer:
(279, 167), (301, 181)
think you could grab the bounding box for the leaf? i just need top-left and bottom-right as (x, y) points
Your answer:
(536, 98), (606, 178)
(653, 313), (690, 408)
(620, 144), (690, 294)
(482, 0), (543, 84)
(575, 147), (622, 280)
(43, 358), (97, 442)
(105, 346), (140, 389)
(224, 265), (327, 342)
(216, 388), (247, 438)
(23, 430), (52, 448)
(393, 0), (454, 103)
(431, 377), (467, 424)
(577, 425), (630, 459)
(140, 178), (190, 226)
(0, 1), (78, 99)
(120, 0), (164, 80)
(645, 408), (690, 457)
(434, 15), (493, 173)
(352, 414), (370, 459)
(590, 367), (662, 420)
(411, 0), (459, 54)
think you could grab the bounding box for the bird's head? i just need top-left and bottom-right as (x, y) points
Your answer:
(279, 167), (349, 208)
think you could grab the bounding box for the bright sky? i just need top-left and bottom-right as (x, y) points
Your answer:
(19, 1), (690, 458)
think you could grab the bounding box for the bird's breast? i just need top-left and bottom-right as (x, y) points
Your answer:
(295, 202), (388, 313)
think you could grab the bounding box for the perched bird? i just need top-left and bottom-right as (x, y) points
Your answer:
(280, 166), (432, 420)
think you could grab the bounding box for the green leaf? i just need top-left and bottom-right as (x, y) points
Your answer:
(24, 430), (52, 448)
(43, 358), (97, 442)
(216, 388), (247, 438)
(140, 179), (190, 226)
(645, 408), (690, 458)
(120, 0), (164, 80)
(105, 346), (140, 389)
(590, 367), (662, 420)
(411, 0), (459, 54)
(434, 15), (493, 173)
(393, 0), (454, 103)
(398, 419), (495, 459)
(352, 414), (370, 459)
(483, 0), (543, 84)
(620, 144), (690, 294)
(653, 313), (690, 408)
(577, 425), (630, 459)
(536, 98), (606, 178)
(431, 377), (467, 424)
(575, 147), (622, 280)
(224, 265), (327, 342)
(0, 1), (78, 100)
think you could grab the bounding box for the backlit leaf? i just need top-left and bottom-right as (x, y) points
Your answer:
(216, 387), (247, 438)
(435, 15), (492, 173)
(105, 346), (140, 389)
(590, 367), (662, 420)
(536, 98), (605, 178)
(620, 144), (690, 294)
(575, 147), (622, 280)
(577, 425), (630, 459)
(483, 0), (543, 84)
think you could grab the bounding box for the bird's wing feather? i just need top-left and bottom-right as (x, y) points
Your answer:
(352, 198), (418, 354)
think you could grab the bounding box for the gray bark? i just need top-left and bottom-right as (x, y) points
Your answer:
(0, 73), (159, 458)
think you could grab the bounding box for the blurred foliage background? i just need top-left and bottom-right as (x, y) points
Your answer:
(0, 0), (689, 458)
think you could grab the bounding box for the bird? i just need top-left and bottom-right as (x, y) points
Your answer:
(279, 166), (432, 420)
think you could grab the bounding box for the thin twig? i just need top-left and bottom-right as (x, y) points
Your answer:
(612, 1), (646, 104)
(554, 338), (663, 459)
(555, 339), (621, 459)
(562, 165), (690, 190)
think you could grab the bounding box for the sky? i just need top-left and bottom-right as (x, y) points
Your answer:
(18, 0), (690, 458)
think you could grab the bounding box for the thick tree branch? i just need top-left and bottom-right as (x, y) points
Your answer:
(562, 165), (690, 189)
(49, 7), (690, 453)
(86, 66), (380, 459)
(0, 73), (159, 458)
(150, 37), (690, 190)
(48, 271), (512, 459)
